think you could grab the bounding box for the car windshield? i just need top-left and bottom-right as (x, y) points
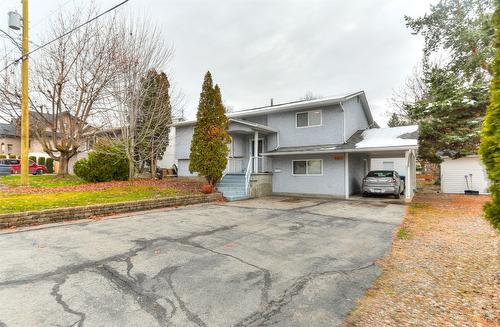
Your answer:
(366, 170), (393, 178)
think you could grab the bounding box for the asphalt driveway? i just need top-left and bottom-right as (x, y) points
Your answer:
(0, 196), (405, 326)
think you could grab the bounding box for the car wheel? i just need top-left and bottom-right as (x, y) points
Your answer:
(362, 192), (369, 197)
(36, 169), (44, 175)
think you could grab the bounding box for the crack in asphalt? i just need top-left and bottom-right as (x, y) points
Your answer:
(235, 262), (376, 327)
(0, 210), (388, 327)
(50, 275), (86, 327)
(155, 266), (207, 327)
(177, 238), (272, 306)
(0, 226), (236, 288)
(95, 265), (171, 326)
(0, 226), (236, 326)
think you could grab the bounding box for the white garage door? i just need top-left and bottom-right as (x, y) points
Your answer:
(370, 158), (406, 176)
(441, 157), (490, 194)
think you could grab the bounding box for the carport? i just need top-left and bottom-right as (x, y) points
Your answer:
(263, 125), (419, 200)
(345, 147), (417, 200)
(339, 126), (418, 200)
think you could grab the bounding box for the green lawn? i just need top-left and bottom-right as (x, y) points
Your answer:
(0, 185), (183, 214)
(0, 174), (85, 188)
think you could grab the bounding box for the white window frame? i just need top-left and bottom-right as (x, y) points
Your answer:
(295, 110), (322, 128)
(292, 159), (323, 176)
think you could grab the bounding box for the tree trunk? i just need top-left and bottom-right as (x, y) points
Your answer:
(57, 154), (70, 177)
(128, 146), (135, 181)
(150, 144), (157, 179)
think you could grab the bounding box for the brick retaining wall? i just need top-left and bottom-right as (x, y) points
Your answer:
(0, 193), (222, 230)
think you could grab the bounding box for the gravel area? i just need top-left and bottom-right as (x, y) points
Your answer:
(345, 193), (499, 326)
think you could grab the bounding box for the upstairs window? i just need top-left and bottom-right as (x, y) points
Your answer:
(296, 110), (322, 128)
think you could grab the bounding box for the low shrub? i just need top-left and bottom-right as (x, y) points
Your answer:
(74, 140), (129, 182)
(46, 158), (54, 173)
(29, 156), (37, 163)
(0, 154), (5, 159)
(38, 157), (46, 165)
(9, 154), (17, 159)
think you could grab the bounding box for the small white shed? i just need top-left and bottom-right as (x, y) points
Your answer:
(440, 156), (490, 194)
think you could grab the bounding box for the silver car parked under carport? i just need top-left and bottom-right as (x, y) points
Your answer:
(362, 170), (405, 199)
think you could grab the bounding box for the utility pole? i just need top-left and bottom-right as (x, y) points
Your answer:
(20, 0), (29, 186)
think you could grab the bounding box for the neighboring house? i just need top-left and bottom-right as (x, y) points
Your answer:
(157, 127), (177, 168)
(0, 121), (49, 158)
(69, 125), (178, 174)
(440, 156), (490, 194)
(174, 90), (419, 200)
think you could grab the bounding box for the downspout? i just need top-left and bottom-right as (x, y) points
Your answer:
(339, 102), (346, 143)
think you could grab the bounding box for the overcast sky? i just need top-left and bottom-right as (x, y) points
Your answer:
(1, 0), (433, 126)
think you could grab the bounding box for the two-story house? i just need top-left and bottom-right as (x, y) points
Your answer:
(174, 91), (418, 201)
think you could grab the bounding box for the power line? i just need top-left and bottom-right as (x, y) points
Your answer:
(0, 0), (130, 74)
(0, 28), (21, 50)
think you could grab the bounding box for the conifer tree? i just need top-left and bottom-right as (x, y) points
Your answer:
(480, 1), (500, 229)
(189, 72), (230, 185)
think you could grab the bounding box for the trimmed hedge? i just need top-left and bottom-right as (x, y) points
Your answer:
(29, 156), (37, 163)
(38, 157), (46, 165)
(74, 141), (129, 182)
(46, 158), (54, 173)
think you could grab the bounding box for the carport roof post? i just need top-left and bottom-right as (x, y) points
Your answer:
(404, 149), (416, 200)
(344, 152), (349, 199)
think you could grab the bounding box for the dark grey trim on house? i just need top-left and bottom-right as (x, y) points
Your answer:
(0, 122), (19, 137)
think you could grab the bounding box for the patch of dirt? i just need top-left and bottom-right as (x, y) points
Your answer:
(345, 193), (499, 326)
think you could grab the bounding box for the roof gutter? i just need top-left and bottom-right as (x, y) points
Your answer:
(172, 91), (367, 127)
(261, 145), (418, 156)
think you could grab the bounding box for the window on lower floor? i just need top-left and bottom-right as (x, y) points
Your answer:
(292, 159), (323, 175)
(7, 144), (13, 153)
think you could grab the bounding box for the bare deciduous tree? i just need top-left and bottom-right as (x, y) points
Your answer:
(102, 17), (174, 179)
(300, 91), (323, 101)
(0, 7), (119, 176)
(389, 65), (428, 121)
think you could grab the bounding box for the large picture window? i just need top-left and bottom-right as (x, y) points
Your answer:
(296, 110), (322, 128)
(292, 159), (323, 175)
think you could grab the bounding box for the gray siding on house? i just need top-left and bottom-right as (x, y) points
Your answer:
(230, 134), (247, 157)
(343, 96), (368, 140)
(175, 125), (194, 160)
(178, 159), (197, 176)
(267, 105), (344, 147)
(267, 133), (278, 151)
(241, 115), (267, 126)
(271, 153), (345, 196)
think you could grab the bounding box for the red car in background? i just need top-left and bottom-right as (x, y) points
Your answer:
(0, 159), (48, 175)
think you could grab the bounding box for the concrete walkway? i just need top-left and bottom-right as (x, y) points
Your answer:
(0, 196), (405, 326)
